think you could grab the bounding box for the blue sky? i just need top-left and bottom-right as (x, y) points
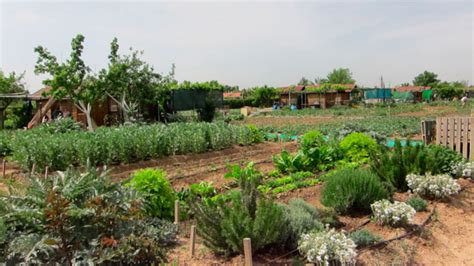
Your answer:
(0, 0), (472, 92)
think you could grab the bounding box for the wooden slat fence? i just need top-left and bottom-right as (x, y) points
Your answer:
(436, 117), (474, 160)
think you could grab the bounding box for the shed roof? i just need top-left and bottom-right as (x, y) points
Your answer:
(223, 92), (242, 98)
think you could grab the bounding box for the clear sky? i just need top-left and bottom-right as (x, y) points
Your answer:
(0, 0), (473, 92)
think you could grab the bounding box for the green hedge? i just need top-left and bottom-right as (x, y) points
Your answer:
(223, 98), (255, 108)
(10, 122), (263, 171)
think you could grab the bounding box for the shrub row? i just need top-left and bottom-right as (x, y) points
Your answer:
(10, 122), (263, 171)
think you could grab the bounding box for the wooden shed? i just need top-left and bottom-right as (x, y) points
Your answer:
(27, 87), (120, 128)
(279, 84), (356, 109)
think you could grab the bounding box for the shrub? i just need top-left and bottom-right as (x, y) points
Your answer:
(126, 169), (176, 219)
(451, 161), (473, 178)
(371, 200), (415, 226)
(0, 168), (177, 264)
(280, 199), (324, 248)
(339, 132), (378, 164)
(190, 163), (285, 255)
(371, 141), (428, 192)
(425, 145), (464, 175)
(406, 173), (461, 199)
(298, 228), (357, 265)
(198, 97), (216, 122)
(406, 197), (428, 211)
(321, 168), (388, 214)
(348, 229), (382, 247)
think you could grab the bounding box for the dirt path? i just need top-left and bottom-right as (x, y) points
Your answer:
(109, 141), (298, 190)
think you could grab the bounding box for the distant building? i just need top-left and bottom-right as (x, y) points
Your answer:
(279, 84), (357, 109)
(392, 86), (432, 102)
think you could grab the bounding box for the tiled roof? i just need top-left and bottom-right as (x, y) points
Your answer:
(394, 86), (431, 92)
(223, 92), (242, 98)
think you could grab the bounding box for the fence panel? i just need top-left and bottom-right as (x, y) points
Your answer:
(434, 117), (474, 160)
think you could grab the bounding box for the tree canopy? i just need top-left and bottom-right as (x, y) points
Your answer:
(297, 77), (314, 86)
(413, 71), (440, 87)
(34, 34), (102, 131)
(326, 68), (355, 84)
(0, 70), (26, 129)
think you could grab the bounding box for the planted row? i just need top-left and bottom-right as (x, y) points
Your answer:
(10, 122), (263, 171)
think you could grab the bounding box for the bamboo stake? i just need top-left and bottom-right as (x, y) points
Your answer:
(189, 225), (196, 257)
(243, 238), (253, 266)
(44, 166), (49, 179)
(31, 164), (36, 175)
(2, 159), (5, 178)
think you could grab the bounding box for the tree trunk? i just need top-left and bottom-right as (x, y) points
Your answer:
(77, 101), (96, 132)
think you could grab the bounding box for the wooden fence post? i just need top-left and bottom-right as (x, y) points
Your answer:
(44, 166), (49, 179)
(174, 200), (180, 225)
(243, 238), (253, 266)
(31, 164), (36, 175)
(2, 159), (5, 178)
(189, 225), (196, 257)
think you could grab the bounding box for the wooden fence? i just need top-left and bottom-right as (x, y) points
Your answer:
(436, 117), (474, 160)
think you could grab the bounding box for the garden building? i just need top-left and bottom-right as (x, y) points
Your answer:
(279, 84), (357, 109)
(392, 86), (432, 102)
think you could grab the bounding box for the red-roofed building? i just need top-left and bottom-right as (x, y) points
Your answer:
(393, 86), (431, 92)
(223, 92), (242, 99)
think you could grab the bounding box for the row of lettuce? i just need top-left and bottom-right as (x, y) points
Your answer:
(0, 120), (263, 171)
(1, 126), (470, 264)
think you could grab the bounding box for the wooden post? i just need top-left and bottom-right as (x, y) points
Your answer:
(174, 200), (180, 225)
(31, 164), (36, 175)
(189, 225), (196, 257)
(44, 166), (49, 179)
(2, 159), (5, 178)
(243, 238), (253, 266)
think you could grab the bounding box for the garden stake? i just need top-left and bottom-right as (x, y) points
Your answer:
(243, 238), (253, 266)
(31, 164), (36, 175)
(2, 159), (5, 178)
(189, 225), (196, 257)
(44, 166), (49, 179)
(174, 200), (180, 225)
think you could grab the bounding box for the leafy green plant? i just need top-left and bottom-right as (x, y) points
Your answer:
(0, 168), (177, 264)
(321, 168), (388, 214)
(190, 163), (285, 256)
(299, 130), (325, 153)
(339, 132), (378, 164)
(425, 145), (464, 175)
(126, 168), (176, 219)
(406, 196), (428, 211)
(348, 229), (382, 247)
(272, 150), (307, 174)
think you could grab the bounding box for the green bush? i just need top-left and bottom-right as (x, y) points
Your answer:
(126, 169), (176, 219)
(371, 141), (427, 192)
(371, 142), (462, 193)
(321, 168), (388, 214)
(406, 196), (428, 211)
(190, 163), (285, 256)
(425, 145), (464, 175)
(0, 168), (177, 264)
(337, 132), (378, 164)
(348, 229), (382, 247)
(281, 199), (324, 249)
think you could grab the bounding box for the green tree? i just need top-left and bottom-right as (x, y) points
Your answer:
(0, 71), (26, 129)
(99, 37), (175, 122)
(34, 34), (102, 131)
(298, 77), (314, 86)
(400, 82), (410, 87)
(434, 81), (464, 100)
(413, 71), (440, 87)
(326, 68), (355, 84)
(248, 86), (277, 107)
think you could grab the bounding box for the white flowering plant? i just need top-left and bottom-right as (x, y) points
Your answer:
(371, 200), (415, 227)
(406, 173), (461, 199)
(451, 161), (473, 179)
(298, 228), (357, 266)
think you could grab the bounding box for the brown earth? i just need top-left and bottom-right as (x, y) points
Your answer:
(234, 115), (353, 127)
